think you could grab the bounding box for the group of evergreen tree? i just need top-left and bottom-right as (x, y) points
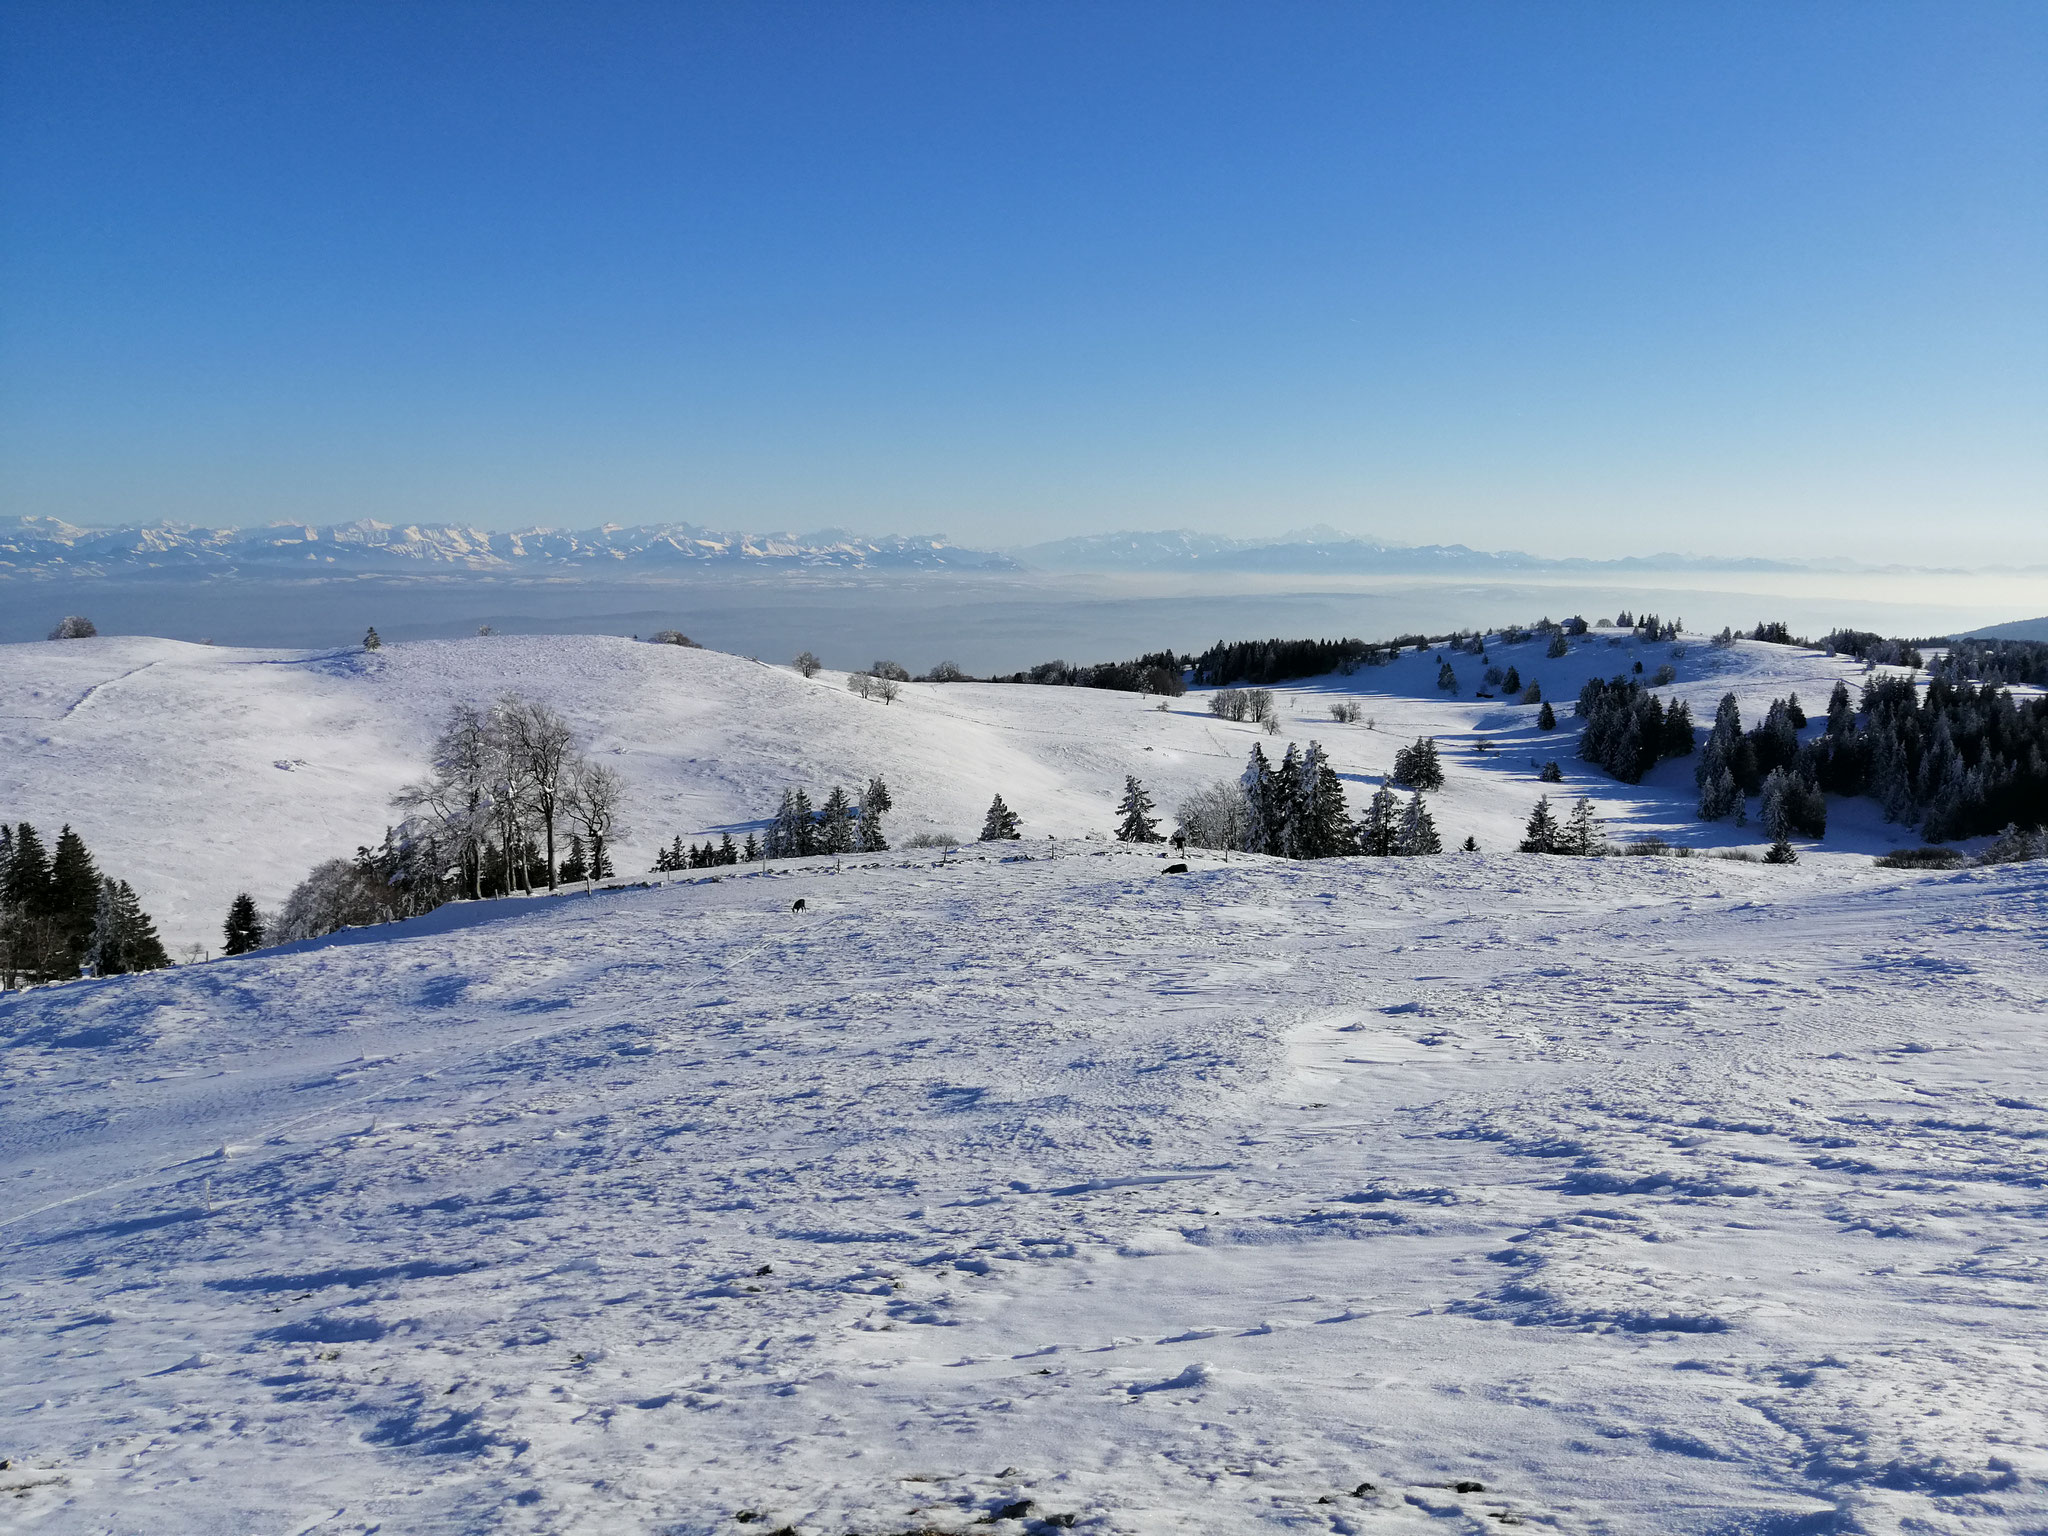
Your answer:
(1790, 676), (2048, 842)
(1617, 612), (1682, 641)
(1, 822), (168, 987)
(1932, 638), (2048, 690)
(1820, 629), (1924, 668)
(1695, 691), (1827, 834)
(1574, 676), (1696, 783)
(653, 833), (750, 871)
(1235, 743), (1440, 858)
(1518, 795), (1604, 856)
(763, 778), (893, 858)
(995, 652), (1186, 695)
(1391, 737), (1444, 789)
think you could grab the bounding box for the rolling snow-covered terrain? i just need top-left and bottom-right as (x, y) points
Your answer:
(3, 843), (2045, 1534)
(0, 628), (1943, 954)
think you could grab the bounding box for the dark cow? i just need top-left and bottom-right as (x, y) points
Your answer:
(791, 898), (807, 913)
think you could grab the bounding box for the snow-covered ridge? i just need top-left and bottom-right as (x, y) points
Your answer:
(0, 516), (1019, 576)
(0, 627), (1928, 955)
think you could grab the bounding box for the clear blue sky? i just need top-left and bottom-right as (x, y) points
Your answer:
(2, 1), (2042, 562)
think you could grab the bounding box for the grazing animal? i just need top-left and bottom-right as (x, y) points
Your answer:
(1162, 863), (1188, 874)
(791, 898), (806, 913)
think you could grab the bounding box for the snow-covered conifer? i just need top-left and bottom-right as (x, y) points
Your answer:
(1396, 791), (1441, 856)
(223, 893), (265, 955)
(1239, 744), (1277, 855)
(1436, 659), (1458, 693)
(1519, 796), (1561, 853)
(364, 627), (381, 650)
(1115, 776), (1162, 843)
(818, 786), (856, 855)
(858, 778), (891, 852)
(1538, 701), (1557, 730)
(1357, 784), (1400, 857)
(1563, 797), (1601, 856)
(979, 795), (1022, 841)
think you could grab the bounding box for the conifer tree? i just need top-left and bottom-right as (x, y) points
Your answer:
(858, 778), (892, 852)
(88, 879), (169, 975)
(742, 832), (760, 862)
(1563, 797), (1601, 856)
(720, 832), (738, 864)
(1764, 837), (1799, 864)
(1436, 659), (1458, 693)
(980, 794), (1022, 841)
(364, 627), (382, 650)
(1396, 791), (1441, 855)
(1502, 665), (1521, 695)
(223, 893), (265, 955)
(1239, 743), (1278, 855)
(1115, 776), (1162, 843)
(1461, 835), (1479, 852)
(4, 823), (50, 908)
(559, 834), (589, 883)
(47, 826), (101, 973)
(1547, 631), (1569, 658)
(818, 786), (856, 854)
(1273, 744), (1305, 856)
(1519, 795), (1561, 853)
(1296, 743), (1356, 857)
(1538, 701), (1557, 730)
(1357, 784), (1400, 857)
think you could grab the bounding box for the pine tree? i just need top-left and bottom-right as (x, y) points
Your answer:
(1358, 784), (1400, 856)
(47, 826), (101, 974)
(1239, 743), (1278, 855)
(1537, 701), (1557, 730)
(1436, 659), (1458, 693)
(1461, 835), (1479, 852)
(1273, 744), (1305, 856)
(4, 822), (51, 908)
(1297, 743), (1356, 857)
(743, 832), (759, 862)
(720, 832), (738, 865)
(1115, 776), (1162, 843)
(364, 627), (382, 650)
(1519, 795), (1561, 853)
(980, 794), (1022, 841)
(1395, 791), (1441, 855)
(1502, 665), (1521, 695)
(1563, 797), (1601, 856)
(1764, 838), (1799, 864)
(1547, 631), (1569, 658)
(818, 785), (856, 854)
(858, 778), (891, 852)
(559, 834), (589, 883)
(222, 892), (265, 955)
(88, 879), (169, 975)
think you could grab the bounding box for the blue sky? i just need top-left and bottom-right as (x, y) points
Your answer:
(2, 1), (2042, 562)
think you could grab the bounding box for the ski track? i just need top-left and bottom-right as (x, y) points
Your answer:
(3, 848), (2046, 1535)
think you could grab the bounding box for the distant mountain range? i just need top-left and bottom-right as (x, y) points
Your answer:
(0, 517), (1020, 577)
(0, 514), (1996, 581)
(1010, 527), (1816, 575)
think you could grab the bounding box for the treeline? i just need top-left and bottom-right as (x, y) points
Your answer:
(1, 822), (169, 987)
(1933, 638), (2048, 689)
(761, 779), (893, 858)
(992, 652), (1187, 695)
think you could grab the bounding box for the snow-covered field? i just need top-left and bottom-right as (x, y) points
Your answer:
(4, 843), (2046, 1534)
(0, 628), (1938, 953)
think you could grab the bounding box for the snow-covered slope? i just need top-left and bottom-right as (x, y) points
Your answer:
(0, 630), (1937, 952)
(4, 847), (2045, 1533)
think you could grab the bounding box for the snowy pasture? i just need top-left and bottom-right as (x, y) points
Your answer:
(4, 845), (2047, 1534)
(0, 628), (1932, 953)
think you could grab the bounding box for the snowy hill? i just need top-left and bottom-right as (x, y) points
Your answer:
(0, 628), (1934, 953)
(4, 846), (2045, 1533)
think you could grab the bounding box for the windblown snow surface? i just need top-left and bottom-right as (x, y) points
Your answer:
(5, 843), (2048, 1534)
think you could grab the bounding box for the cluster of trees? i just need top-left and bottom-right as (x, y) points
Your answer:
(393, 696), (626, 900)
(1797, 676), (2048, 841)
(2, 822), (168, 987)
(1392, 737), (1444, 789)
(1574, 676), (1695, 783)
(1695, 692), (1826, 835)
(1191, 638), (1380, 687)
(1933, 639), (2048, 689)
(47, 615), (98, 640)
(1209, 687), (1274, 723)
(1173, 744), (1442, 859)
(995, 652), (1186, 695)
(1518, 795), (1605, 855)
(1820, 630), (1924, 668)
(1616, 612), (1682, 641)
(654, 833), (756, 870)
(764, 778), (893, 857)
(846, 670), (902, 703)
